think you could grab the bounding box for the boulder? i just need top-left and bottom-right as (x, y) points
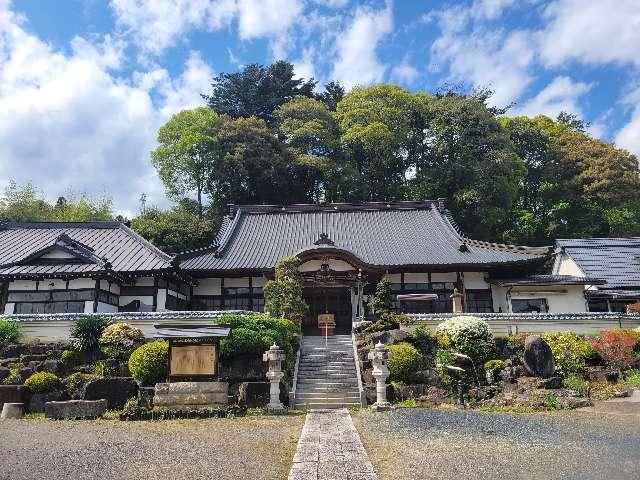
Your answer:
(1, 345), (27, 358)
(536, 376), (563, 389)
(138, 386), (155, 409)
(83, 377), (138, 409)
(238, 382), (270, 407)
(28, 391), (65, 413)
(219, 355), (266, 383)
(0, 357), (19, 367)
(0, 385), (30, 410)
(0, 366), (10, 382)
(41, 359), (65, 376)
(585, 367), (620, 383)
(417, 387), (449, 406)
(362, 368), (374, 384)
(45, 399), (107, 419)
(523, 335), (555, 378)
(154, 381), (229, 407)
(370, 329), (409, 345)
(392, 384), (429, 401)
(20, 354), (48, 363)
(414, 369), (439, 386)
(1, 402), (24, 419)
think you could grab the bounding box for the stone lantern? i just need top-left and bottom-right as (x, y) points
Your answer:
(263, 343), (286, 414)
(367, 341), (393, 411)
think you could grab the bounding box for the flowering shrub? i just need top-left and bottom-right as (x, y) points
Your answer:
(24, 372), (60, 393)
(387, 342), (424, 383)
(541, 332), (593, 376)
(435, 316), (495, 364)
(99, 322), (144, 360)
(590, 329), (638, 371)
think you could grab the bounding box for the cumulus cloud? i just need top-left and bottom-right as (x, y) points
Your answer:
(391, 57), (419, 85)
(615, 85), (640, 156)
(0, 4), (215, 216)
(331, 2), (393, 89)
(510, 76), (593, 118)
(538, 0), (640, 68)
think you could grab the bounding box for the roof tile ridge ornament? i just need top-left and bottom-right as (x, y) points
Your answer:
(314, 233), (335, 246)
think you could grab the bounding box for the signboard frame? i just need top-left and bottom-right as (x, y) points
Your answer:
(168, 338), (220, 382)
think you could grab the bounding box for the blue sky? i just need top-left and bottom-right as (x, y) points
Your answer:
(1, 0), (639, 216)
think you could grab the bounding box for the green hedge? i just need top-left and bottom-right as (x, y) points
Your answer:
(128, 341), (169, 386)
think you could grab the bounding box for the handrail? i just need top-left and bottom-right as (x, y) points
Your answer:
(351, 330), (367, 407)
(288, 334), (302, 407)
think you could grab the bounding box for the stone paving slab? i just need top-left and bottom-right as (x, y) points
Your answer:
(289, 409), (377, 480)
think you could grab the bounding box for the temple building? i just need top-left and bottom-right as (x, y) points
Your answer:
(2, 200), (636, 332)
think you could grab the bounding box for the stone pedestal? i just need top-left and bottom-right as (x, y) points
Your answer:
(153, 382), (229, 408)
(263, 344), (286, 414)
(1, 402), (24, 419)
(368, 342), (394, 411)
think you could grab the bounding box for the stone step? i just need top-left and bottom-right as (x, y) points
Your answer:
(294, 401), (361, 409)
(295, 394), (361, 401)
(297, 388), (361, 395)
(295, 380), (359, 386)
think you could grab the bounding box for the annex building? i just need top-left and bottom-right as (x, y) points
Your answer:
(1, 200), (639, 333)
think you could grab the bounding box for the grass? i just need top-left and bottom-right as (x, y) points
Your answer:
(478, 404), (542, 414)
(395, 398), (418, 408)
(624, 369), (640, 388)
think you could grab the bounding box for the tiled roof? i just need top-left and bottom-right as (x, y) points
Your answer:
(180, 201), (550, 271)
(406, 312), (640, 322)
(557, 237), (640, 288)
(0, 221), (174, 278)
(489, 275), (605, 287)
(585, 289), (640, 299)
(2, 310), (251, 322)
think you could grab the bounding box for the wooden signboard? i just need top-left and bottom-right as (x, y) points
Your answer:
(317, 313), (335, 336)
(170, 344), (218, 378)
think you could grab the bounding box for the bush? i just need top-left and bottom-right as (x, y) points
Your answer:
(0, 319), (21, 346)
(541, 332), (593, 376)
(386, 342), (424, 383)
(435, 316), (495, 365)
(60, 349), (81, 365)
(70, 316), (111, 352)
(99, 322), (145, 360)
(590, 329), (639, 371)
(370, 277), (394, 316)
(24, 371), (60, 393)
(410, 325), (437, 356)
(563, 374), (588, 396)
(65, 372), (94, 396)
(2, 369), (23, 385)
(624, 369), (640, 388)
(128, 341), (169, 385)
(365, 312), (406, 333)
(483, 359), (506, 373)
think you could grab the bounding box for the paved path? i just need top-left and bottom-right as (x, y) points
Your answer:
(289, 409), (376, 480)
(578, 388), (640, 416)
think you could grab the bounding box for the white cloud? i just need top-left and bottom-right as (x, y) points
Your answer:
(313, 0), (349, 7)
(510, 76), (593, 118)
(471, 0), (516, 20)
(391, 57), (419, 85)
(0, 3), (215, 216)
(538, 0), (640, 68)
(429, 4), (535, 107)
(331, 3), (393, 89)
(615, 85), (640, 157)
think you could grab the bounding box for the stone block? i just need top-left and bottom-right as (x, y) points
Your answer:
(28, 391), (65, 413)
(0, 366), (10, 382)
(154, 382), (229, 407)
(83, 377), (138, 409)
(238, 382), (270, 407)
(45, 399), (107, 419)
(19, 367), (34, 379)
(1, 402), (24, 419)
(20, 354), (48, 363)
(523, 335), (555, 378)
(0, 385), (30, 410)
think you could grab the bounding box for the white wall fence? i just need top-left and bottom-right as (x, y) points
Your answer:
(405, 312), (640, 336)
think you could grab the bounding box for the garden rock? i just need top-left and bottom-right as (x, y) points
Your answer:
(417, 387), (449, 406)
(44, 399), (107, 419)
(414, 369), (439, 385)
(523, 335), (555, 378)
(0, 357), (19, 367)
(1, 402), (25, 419)
(0, 366), (10, 382)
(41, 359), (65, 376)
(19, 367), (34, 379)
(370, 329), (409, 345)
(364, 383), (392, 405)
(20, 354), (47, 363)
(83, 377), (138, 409)
(138, 386), (155, 409)
(1, 344), (27, 358)
(0, 385), (30, 410)
(238, 382), (270, 407)
(586, 367), (620, 383)
(362, 368), (374, 384)
(219, 355), (266, 382)
(537, 376), (563, 389)
(393, 384), (430, 401)
(28, 391), (65, 413)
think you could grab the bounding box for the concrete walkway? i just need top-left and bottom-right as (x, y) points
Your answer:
(578, 389), (640, 416)
(288, 409), (376, 480)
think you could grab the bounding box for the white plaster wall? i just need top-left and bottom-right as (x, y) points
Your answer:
(404, 273), (429, 283)
(431, 272), (457, 282)
(553, 253), (586, 277)
(41, 250), (75, 259)
(4, 303), (15, 314)
(509, 285), (588, 313)
(463, 272), (489, 289)
(68, 278), (96, 289)
(9, 280), (38, 291)
(83, 301), (94, 313)
(135, 277), (155, 287)
(252, 276), (266, 287)
(299, 259), (355, 272)
(193, 278), (222, 296)
(119, 296), (154, 308)
(156, 289), (167, 311)
(384, 273), (401, 283)
(492, 286), (509, 313)
(97, 302), (118, 313)
(224, 277), (250, 288)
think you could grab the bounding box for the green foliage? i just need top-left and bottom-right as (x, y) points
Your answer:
(541, 332), (594, 376)
(365, 312), (405, 333)
(130, 200), (216, 253)
(70, 316), (112, 352)
(394, 398), (418, 407)
(370, 278), (394, 316)
(24, 372), (60, 393)
(435, 316), (495, 365)
(213, 313), (299, 363)
(483, 359), (506, 373)
(128, 341), (169, 386)
(264, 256), (308, 323)
(542, 392), (558, 410)
(410, 325), (437, 356)
(0, 319), (21, 346)
(2, 369), (23, 385)
(65, 372), (94, 396)
(99, 322), (144, 361)
(563, 374), (589, 396)
(386, 342), (424, 383)
(60, 349), (81, 365)
(624, 369), (640, 388)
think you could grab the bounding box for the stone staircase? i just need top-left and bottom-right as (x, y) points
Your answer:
(293, 334), (363, 410)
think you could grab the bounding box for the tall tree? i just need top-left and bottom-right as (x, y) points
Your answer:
(203, 61), (316, 126)
(315, 81), (345, 111)
(151, 107), (220, 218)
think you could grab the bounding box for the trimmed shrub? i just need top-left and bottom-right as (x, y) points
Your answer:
(65, 372), (94, 396)
(128, 341), (169, 386)
(60, 349), (81, 365)
(435, 316), (495, 364)
(70, 316), (111, 352)
(541, 332), (593, 376)
(0, 319), (21, 346)
(590, 329), (638, 371)
(386, 342), (424, 383)
(365, 312), (405, 333)
(563, 374), (588, 396)
(99, 322), (145, 360)
(24, 371), (60, 393)
(483, 359), (506, 373)
(410, 325), (437, 356)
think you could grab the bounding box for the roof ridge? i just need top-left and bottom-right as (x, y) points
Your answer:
(116, 222), (174, 263)
(230, 200), (440, 214)
(464, 238), (552, 255)
(1, 221), (122, 228)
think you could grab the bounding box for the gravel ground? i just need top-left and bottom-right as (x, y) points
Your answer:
(353, 408), (640, 480)
(0, 415), (305, 480)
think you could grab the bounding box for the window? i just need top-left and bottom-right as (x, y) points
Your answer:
(511, 298), (548, 313)
(14, 301), (85, 314)
(466, 290), (493, 313)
